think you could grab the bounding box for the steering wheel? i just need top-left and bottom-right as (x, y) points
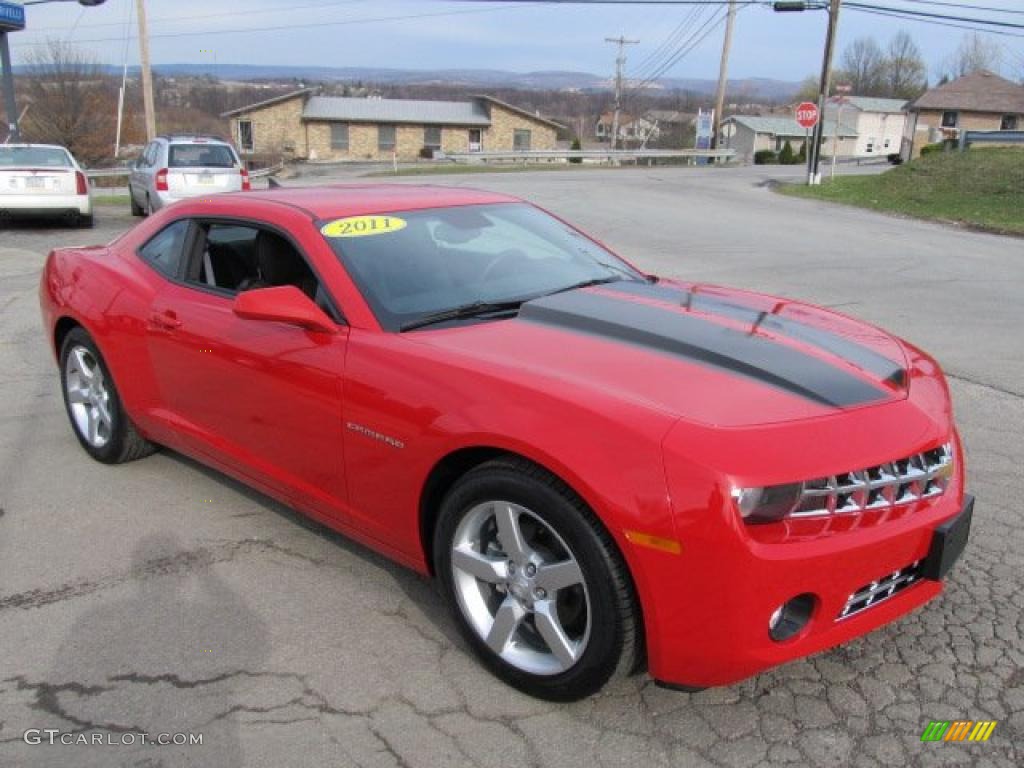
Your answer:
(480, 248), (527, 283)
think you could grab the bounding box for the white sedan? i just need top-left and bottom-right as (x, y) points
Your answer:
(0, 144), (93, 227)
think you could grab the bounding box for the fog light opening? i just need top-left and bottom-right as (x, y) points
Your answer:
(768, 593), (815, 642)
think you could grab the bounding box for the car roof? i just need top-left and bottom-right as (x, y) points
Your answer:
(0, 143), (70, 151)
(243, 184), (524, 219)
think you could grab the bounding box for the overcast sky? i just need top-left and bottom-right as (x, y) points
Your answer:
(9, 0), (1024, 84)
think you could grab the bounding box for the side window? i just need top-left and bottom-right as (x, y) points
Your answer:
(139, 220), (190, 278)
(186, 223), (328, 313)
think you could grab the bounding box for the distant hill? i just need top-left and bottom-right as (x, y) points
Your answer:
(91, 63), (799, 102)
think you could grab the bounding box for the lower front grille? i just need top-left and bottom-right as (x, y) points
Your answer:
(838, 561), (922, 620)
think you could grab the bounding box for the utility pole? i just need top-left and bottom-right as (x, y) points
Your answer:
(135, 0), (156, 140)
(808, 0), (841, 185)
(711, 0), (737, 156)
(605, 35), (638, 150)
(0, 30), (17, 142)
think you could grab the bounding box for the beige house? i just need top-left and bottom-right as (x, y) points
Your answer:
(222, 89), (561, 162)
(904, 71), (1024, 158)
(719, 115), (857, 164)
(824, 96), (907, 159)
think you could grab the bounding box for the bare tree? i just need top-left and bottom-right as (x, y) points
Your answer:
(839, 37), (886, 95)
(942, 32), (1004, 80)
(19, 40), (117, 164)
(886, 31), (927, 100)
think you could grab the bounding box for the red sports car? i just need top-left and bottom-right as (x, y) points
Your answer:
(39, 185), (972, 700)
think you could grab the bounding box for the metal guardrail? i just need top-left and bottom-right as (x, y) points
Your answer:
(444, 148), (736, 163)
(84, 164), (282, 181)
(959, 130), (1024, 150)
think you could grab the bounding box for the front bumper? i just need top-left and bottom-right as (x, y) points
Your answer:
(643, 491), (972, 689)
(0, 194), (92, 217)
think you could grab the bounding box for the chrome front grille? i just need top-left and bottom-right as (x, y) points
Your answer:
(839, 562), (922, 620)
(791, 444), (953, 518)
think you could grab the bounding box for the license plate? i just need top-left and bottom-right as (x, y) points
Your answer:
(197, 174), (215, 185)
(26, 177), (45, 189)
(921, 495), (973, 580)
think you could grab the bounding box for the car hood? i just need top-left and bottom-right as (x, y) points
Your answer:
(411, 280), (911, 427)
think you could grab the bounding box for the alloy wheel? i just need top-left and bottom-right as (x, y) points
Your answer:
(450, 501), (591, 675)
(65, 345), (113, 448)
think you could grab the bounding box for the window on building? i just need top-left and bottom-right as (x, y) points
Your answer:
(941, 111), (958, 128)
(513, 129), (532, 151)
(865, 138), (875, 153)
(331, 123), (349, 151)
(884, 138), (891, 149)
(1001, 114), (1019, 131)
(378, 125), (396, 151)
(424, 125), (442, 150)
(237, 120), (254, 153)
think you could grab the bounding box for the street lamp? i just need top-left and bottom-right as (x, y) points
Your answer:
(1, 1), (108, 143)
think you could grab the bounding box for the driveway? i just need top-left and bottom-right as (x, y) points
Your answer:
(0, 165), (1020, 767)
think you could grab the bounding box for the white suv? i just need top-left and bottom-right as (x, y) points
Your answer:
(129, 135), (250, 215)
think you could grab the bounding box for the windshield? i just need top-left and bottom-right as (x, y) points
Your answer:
(0, 147), (72, 168)
(320, 203), (644, 331)
(168, 144), (237, 168)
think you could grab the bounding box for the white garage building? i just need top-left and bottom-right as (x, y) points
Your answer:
(824, 96), (908, 159)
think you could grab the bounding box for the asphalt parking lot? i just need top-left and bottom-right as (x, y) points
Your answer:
(1, 164), (1021, 767)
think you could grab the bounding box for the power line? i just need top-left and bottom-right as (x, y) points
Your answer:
(631, 7), (704, 75)
(847, 5), (1024, 37)
(846, 2), (1024, 31)
(24, 0), (379, 34)
(11, 3), (541, 48)
(887, 0), (1024, 16)
(632, 6), (732, 88)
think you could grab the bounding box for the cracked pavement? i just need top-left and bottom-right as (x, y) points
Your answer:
(1, 165), (1021, 767)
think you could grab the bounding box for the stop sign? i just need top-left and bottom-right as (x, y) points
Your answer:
(795, 102), (819, 129)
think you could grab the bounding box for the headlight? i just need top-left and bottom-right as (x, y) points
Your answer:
(732, 483), (803, 524)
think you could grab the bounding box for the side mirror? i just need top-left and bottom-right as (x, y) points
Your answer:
(232, 286), (337, 334)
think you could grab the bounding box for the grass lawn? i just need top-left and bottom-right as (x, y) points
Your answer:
(777, 147), (1024, 236)
(93, 194), (130, 206)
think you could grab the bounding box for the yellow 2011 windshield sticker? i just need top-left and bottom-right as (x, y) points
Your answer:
(321, 215), (407, 238)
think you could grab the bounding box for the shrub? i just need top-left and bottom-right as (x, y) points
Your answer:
(797, 142), (807, 162)
(754, 149), (778, 165)
(779, 140), (797, 164)
(570, 137), (583, 163)
(919, 142), (946, 157)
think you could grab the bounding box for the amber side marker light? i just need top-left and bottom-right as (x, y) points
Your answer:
(624, 530), (682, 555)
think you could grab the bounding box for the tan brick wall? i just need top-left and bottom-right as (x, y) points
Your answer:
(305, 122), (477, 161)
(230, 96), (307, 159)
(483, 104), (557, 152)
(231, 98), (558, 161)
(911, 109), (1018, 156)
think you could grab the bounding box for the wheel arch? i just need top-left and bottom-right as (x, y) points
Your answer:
(418, 444), (648, 675)
(54, 315), (84, 357)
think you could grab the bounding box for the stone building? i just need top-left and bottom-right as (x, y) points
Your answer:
(222, 89), (561, 162)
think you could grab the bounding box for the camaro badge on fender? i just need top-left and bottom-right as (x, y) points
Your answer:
(345, 421), (404, 449)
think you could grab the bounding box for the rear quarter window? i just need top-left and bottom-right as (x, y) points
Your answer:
(168, 144), (238, 169)
(139, 220), (190, 278)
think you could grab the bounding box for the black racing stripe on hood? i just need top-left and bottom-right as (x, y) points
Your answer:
(608, 281), (906, 385)
(518, 286), (892, 408)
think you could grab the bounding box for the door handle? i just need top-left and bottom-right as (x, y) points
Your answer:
(149, 310), (181, 330)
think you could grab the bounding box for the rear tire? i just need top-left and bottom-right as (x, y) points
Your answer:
(434, 457), (640, 701)
(130, 189), (144, 217)
(78, 214), (94, 229)
(59, 328), (157, 464)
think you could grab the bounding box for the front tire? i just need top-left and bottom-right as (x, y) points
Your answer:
(59, 328), (156, 464)
(434, 458), (639, 701)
